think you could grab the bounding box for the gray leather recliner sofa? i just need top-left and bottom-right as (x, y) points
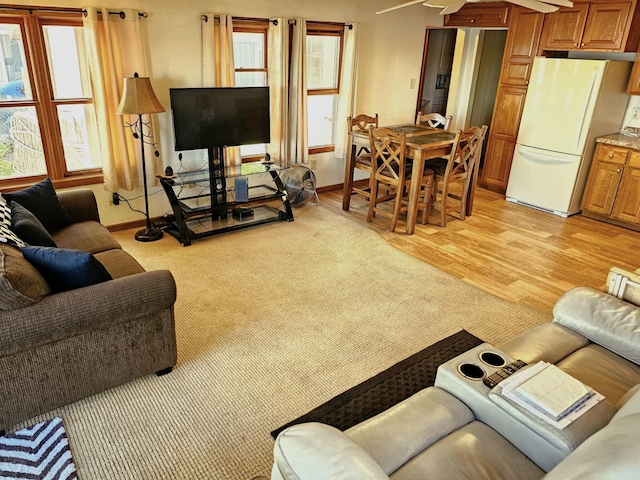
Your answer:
(272, 287), (640, 479)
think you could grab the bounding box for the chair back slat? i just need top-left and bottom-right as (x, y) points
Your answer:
(415, 112), (452, 130)
(369, 127), (407, 183)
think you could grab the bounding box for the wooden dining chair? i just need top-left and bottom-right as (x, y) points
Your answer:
(347, 113), (379, 202)
(427, 124), (488, 227)
(415, 112), (452, 130)
(368, 127), (434, 232)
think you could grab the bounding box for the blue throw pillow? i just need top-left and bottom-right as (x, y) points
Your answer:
(10, 202), (57, 247)
(3, 178), (71, 233)
(20, 246), (112, 293)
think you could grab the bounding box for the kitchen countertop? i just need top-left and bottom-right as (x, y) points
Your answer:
(597, 129), (640, 149)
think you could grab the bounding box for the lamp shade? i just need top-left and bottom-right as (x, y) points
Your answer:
(117, 73), (165, 115)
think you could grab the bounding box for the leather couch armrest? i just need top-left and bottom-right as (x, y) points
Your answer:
(272, 423), (388, 480)
(553, 287), (640, 365)
(0, 270), (176, 356)
(57, 188), (101, 223)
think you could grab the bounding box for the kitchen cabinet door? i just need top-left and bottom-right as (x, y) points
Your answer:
(499, 8), (544, 87)
(581, 2), (632, 50)
(481, 85), (528, 191)
(444, 3), (510, 27)
(541, 3), (589, 50)
(611, 166), (640, 222)
(627, 46), (640, 95)
(582, 161), (624, 215)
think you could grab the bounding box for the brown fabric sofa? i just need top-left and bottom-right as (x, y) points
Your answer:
(0, 188), (177, 433)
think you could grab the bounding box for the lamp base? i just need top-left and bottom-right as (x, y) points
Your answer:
(135, 227), (163, 242)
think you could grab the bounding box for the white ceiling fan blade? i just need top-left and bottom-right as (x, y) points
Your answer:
(376, 0), (426, 14)
(506, 0), (560, 13)
(539, 0), (573, 6)
(435, 0), (469, 15)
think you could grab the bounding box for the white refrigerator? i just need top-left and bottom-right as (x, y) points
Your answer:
(505, 58), (631, 217)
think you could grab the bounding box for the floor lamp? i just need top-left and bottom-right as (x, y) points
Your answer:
(117, 72), (165, 242)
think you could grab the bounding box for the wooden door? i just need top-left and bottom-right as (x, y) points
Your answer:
(628, 52), (640, 94)
(481, 86), (527, 191)
(499, 8), (544, 87)
(581, 2), (632, 50)
(582, 161), (624, 215)
(540, 3), (589, 50)
(444, 3), (510, 27)
(612, 152), (640, 223)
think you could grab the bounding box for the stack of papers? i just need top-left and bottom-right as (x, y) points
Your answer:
(499, 362), (603, 429)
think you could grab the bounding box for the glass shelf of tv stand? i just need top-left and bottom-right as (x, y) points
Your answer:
(158, 162), (294, 246)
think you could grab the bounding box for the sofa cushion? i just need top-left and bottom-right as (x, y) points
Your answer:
(0, 199), (26, 247)
(556, 344), (640, 406)
(2, 178), (71, 233)
(392, 421), (544, 480)
(544, 412), (640, 479)
(346, 387), (475, 476)
(51, 221), (121, 254)
(10, 202), (56, 247)
(0, 244), (50, 310)
(94, 249), (145, 279)
(20, 246), (112, 293)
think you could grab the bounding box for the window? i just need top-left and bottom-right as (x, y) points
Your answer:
(306, 23), (343, 153)
(0, 11), (100, 189)
(232, 20), (268, 159)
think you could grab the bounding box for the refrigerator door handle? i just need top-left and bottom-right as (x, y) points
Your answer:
(518, 148), (575, 165)
(575, 71), (598, 150)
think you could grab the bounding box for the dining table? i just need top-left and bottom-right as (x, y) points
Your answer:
(343, 123), (458, 235)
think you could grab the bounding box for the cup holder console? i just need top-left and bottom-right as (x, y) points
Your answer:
(479, 351), (506, 367)
(455, 350), (507, 381)
(457, 363), (486, 380)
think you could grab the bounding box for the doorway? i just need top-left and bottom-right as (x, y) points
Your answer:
(417, 28), (507, 168)
(417, 29), (457, 117)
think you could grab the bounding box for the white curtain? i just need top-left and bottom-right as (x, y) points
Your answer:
(266, 18), (289, 167)
(201, 14), (241, 166)
(83, 7), (157, 192)
(288, 18), (308, 166)
(334, 24), (359, 160)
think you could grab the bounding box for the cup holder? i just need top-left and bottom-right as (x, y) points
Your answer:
(479, 351), (506, 368)
(457, 363), (486, 380)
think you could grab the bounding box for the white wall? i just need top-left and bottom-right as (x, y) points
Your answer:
(12, 0), (444, 226)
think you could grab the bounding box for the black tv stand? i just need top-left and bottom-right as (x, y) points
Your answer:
(158, 148), (294, 246)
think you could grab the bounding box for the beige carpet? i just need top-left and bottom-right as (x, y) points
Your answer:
(13, 204), (550, 479)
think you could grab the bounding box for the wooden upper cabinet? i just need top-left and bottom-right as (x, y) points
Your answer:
(500, 8), (545, 86)
(541, 1), (640, 52)
(444, 3), (510, 27)
(627, 43), (640, 94)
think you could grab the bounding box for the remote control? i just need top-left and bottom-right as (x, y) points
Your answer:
(483, 360), (527, 388)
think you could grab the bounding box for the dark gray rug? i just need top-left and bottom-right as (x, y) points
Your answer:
(271, 329), (483, 438)
(0, 417), (77, 479)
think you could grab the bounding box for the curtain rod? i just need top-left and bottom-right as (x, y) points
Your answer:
(0, 6), (148, 18)
(201, 15), (277, 25)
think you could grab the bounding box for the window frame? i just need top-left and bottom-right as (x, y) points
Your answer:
(0, 9), (101, 191)
(232, 18), (269, 163)
(305, 22), (345, 154)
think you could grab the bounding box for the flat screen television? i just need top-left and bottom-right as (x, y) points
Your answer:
(170, 87), (270, 151)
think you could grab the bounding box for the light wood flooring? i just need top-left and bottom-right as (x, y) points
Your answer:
(321, 187), (640, 313)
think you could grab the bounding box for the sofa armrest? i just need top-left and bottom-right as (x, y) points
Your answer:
(553, 287), (640, 366)
(57, 188), (100, 223)
(272, 423), (389, 480)
(0, 270), (176, 356)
